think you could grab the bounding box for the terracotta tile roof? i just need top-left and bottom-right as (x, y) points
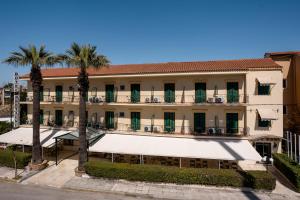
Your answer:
(265, 51), (300, 57)
(20, 58), (281, 79)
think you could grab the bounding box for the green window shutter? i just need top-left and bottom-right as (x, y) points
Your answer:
(195, 83), (206, 103)
(39, 109), (44, 125)
(164, 83), (175, 103)
(226, 113), (238, 134)
(55, 86), (63, 102)
(131, 112), (140, 130)
(258, 117), (271, 127)
(55, 110), (63, 126)
(164, 112), (175, 132)
(105, 111), (114, 129)
(131, 84), (140, 103)
(227, 82), (239, 103)
(105, 85), (115, 103)
(39, 86), (44, 101)
(194, 113), (205, 133)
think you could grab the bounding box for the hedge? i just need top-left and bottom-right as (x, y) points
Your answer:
(242, 171), (276, 190)
(273, 153), (300, 192)
(0, 121), (11, 135)
(84, 160), (275, 190)
(0, 150), (31, 168)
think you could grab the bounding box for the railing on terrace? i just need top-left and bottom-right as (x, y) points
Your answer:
(23, 93), (249, 104)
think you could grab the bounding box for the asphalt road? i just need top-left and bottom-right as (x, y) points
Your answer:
(0, 181), (152, 200)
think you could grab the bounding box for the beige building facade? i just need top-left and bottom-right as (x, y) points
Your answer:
(20, 58), (283, 161)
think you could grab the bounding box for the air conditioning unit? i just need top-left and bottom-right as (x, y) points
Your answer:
(207, 97), (215, 103)
(145, 97), (150, 103)
(94, 97), (100, 103)
(98, 97), (103, 102)
(89, 97), (94, 103)
(207, 128), (216, 135)
(153, 97), (159, 103)
(215, 97), (225, 103)
(153, 126), (160, 132)
(217, 128), (225, 135)
(144, 126), (151, 132)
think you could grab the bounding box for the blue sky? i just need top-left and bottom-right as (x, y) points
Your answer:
(0, 0), (299, 84)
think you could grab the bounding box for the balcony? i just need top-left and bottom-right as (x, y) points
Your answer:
(22, 93), (248, 106)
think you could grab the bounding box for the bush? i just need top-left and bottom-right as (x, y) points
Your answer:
(242, 171), (276, 190)
(85, 160), (242, 187)
(0, 150), (31, 168)
(273, 153), (300, 192)
(0, 121), (11, 135)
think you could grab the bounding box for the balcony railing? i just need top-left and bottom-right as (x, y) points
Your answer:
(23, 93), (249, 105)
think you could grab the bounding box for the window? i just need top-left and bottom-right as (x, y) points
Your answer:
(119, 112), (125, 117)
(257, 83), (270, 95)
(258, 117), (271, 127)
(283, 105), (287, 115)
(283, 79), (287, 89)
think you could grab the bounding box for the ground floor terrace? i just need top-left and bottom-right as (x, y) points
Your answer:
(26, 104), (282, 138)
(0, 127), (283, 170)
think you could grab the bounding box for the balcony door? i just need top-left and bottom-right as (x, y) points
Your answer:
(55, 85), (63, 102)
(227, 82), (239, 103)
(194, 113), (205, 133)
(105, 111), (114, 129)
(131, 84), (140, 103)
(226, 113), (238, 134)
(105, 84), (115, 103)
(131, 112), (140, 130)
(55, 110), (63, 126)
(164, 83), (175, 103)
(195, 83), (206, 103)
(164, 112), (175, 132)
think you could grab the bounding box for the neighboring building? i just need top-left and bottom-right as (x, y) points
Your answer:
(19, 58), (283, 168)
(265, 51), (300, 133)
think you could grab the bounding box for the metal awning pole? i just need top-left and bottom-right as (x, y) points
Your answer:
(111, 153), (114, 163)
(55, 138), (57, 165)
(290, 132), (293, 160)
(218, 160), (220, 169)
(295, 133), (297, 162)
(179, 158), (181, 168)
(140, 155), (142, 164)
(287, 132), (290, 158)
(22, 145), (24, 153)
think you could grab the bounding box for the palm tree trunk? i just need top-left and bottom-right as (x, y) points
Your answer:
(32, 81), (42, 164)
(78, 68), (89, 171)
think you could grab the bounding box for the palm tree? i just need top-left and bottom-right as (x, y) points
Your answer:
(60, 43), (109, 171)
(3, 45), (60, 165)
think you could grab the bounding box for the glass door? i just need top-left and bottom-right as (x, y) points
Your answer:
(194, 113), (205, 133)
(164, 83), (175, 103)
(55, 110), (63, 126)
(55, 85), (63, 102)
(226, 113), (238, 134)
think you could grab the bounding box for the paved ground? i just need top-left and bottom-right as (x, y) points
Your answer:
(64, 176), (299, 200)
(0, 167), (28, 180)
(22, 159), (77, 187)
(0, 180), (152, 200)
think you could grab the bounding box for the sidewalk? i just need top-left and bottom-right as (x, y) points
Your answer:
(63, 176), (299, 200)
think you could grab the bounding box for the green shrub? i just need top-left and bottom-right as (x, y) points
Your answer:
(85, 160), (244, 187)
(0, 121), (11, 135)
(273, 153), (300, 192)
(242, 171), (276, 190)
(0, 150), (31, 168)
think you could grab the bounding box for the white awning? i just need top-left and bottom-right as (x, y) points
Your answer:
(256, 77), (275, 85)
(89, 134), (262, 161)
(257, 109), (278, 120)
(0, 128), (72, 148)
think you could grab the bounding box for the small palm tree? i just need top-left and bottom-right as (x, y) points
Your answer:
(3, 45), (60, 165)
(60, 43), (109, 171)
